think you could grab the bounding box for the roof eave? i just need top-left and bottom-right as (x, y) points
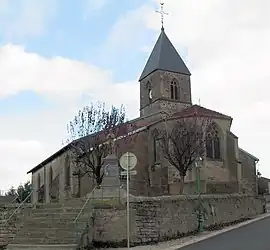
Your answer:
(26, 144), (70, 174)
(139, 68), (191, 82)
(239, 148), (259, 162)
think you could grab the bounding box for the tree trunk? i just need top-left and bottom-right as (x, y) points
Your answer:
(95, 166), (103, 188)
(179, 175), (185, 194)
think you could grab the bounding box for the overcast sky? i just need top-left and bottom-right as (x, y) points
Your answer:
(0, 0), (269, 191)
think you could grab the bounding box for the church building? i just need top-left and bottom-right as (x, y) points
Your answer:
(27, 26), (259, 203)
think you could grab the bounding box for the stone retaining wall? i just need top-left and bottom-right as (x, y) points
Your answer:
(264, 194), (270, 203)
(0, 203), (33, 241)
(92, 194), (265, 246)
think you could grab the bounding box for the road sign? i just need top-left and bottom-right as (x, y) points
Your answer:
(120, 152), (137, 171)
(120, 170), (137, 176)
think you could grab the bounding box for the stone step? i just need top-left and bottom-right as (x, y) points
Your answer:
(17, 226), (78, 232)
(22, 221), (85, 229)
(32, 208), (84, 213)
(35, 201), (87, 209)
(15, 231), (77, 239)
(34, 205), (86, 210)
(30, 212), (79, 218)
(6, 244), (77, 250)
(24, 218), (88, 225)
(0, 231), (15, 236)
(11, 236), (77, 244)
(30, 215), (92, 222)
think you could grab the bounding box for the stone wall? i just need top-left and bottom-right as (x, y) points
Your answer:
(258, 177), (270, 195)
(92, 194), (265, 246)
(239, 150), (257, 195)
(264, 194), (270, 203)
(0, 203), (32, 223)
(0, 203), (33, 245)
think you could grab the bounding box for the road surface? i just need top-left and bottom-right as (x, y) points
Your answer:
(178, 216), (270, 250)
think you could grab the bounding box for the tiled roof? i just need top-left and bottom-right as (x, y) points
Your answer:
(27, 119), (147, 174)
(171, 105), (232, 120)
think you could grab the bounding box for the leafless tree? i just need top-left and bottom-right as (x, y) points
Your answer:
(65, 102), (127, 190)
(154, 116), (211, 194)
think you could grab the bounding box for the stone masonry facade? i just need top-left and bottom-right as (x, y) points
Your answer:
(29, 115), (259, 202)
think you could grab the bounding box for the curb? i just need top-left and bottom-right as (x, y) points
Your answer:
(167, 213), (270, 250)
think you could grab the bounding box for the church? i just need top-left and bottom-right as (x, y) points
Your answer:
(27, 26), (259, 203)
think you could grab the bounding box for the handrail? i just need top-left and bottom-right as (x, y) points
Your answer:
(73, 186), (97, 224)
(11, 194), (20, 203)
(4, 189), (33, 226)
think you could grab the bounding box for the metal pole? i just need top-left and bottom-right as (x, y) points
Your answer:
(196, 162), (204, 232)
(127, 152), (130, 249)
(197, 165), (201, 195)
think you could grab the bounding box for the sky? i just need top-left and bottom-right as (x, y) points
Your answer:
(0, 0), (269, 191)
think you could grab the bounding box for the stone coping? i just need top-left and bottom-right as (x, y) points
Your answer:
(123, 193), (262, 203)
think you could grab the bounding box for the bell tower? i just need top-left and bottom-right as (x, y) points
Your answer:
(139, 3), (192, 117)
(139, 27), (192, 117)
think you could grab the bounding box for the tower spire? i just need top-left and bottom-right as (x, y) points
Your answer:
(156, 1), (168, 30)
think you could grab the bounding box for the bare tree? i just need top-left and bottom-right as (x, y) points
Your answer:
(154, 116), (211, 194)
(65, 102), (127, 190)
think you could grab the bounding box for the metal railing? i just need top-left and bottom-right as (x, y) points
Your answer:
(73, 186), (98, 248)
(3, 189), (33, 227)
(74, 186), (97, 224)
(73, 184), (124, 248)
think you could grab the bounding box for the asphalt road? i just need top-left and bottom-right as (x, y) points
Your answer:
(178, 216), (270, 250)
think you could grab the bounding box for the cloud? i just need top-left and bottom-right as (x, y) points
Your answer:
(82, 0), (108, 19)
(0, 44), (139, 108)
(98, 4), (154, 63)
(0, 0), (56, 41)
(0, 139), (45, 191)
(0, 44), (139, 190)
(109, 0), (270, 176)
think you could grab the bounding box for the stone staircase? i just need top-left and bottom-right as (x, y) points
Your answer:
(5, 199), (93, 250)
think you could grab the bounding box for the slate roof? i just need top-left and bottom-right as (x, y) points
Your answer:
(139, 28), (191, 81)
(27, 119), (147, 174)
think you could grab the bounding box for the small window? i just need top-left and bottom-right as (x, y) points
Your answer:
(49, 167), (53, 186)
(170, 79), (178, 100)
(65, 156), (71, 187)
(153, 137), (161, 163)
(37, 173), (41, 189)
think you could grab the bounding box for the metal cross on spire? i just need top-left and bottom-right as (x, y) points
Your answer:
(156, 1), (168, 30)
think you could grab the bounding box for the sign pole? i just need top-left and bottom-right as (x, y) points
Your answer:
(120, 152), (137, 250)
(127, 152), (130, 249)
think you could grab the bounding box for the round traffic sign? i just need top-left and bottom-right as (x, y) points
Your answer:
(120, 152), (137, 171)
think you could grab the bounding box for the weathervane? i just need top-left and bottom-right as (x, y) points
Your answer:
(156, 1), (168, 30)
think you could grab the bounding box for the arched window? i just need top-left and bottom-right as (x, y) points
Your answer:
(206, 123), (221, 160)
(170, 79), (178, 100)
(65, 156), (71, 187)
(49, 166), (53, 186)
(37, 173), (41, 190)
(153, 137), (161, 163)
(147, 81), (152, 103)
